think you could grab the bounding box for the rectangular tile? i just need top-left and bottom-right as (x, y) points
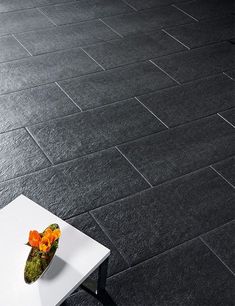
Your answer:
(0, 148), (148, 217)
(0, 129), (50, 182)
(213, 157), (235, 187)
(0, 35), (29, 63)
(0, 84), (79, 133)
(15, 20), (119, 55)
(118, 115), (235, 185)
(202, 221), (235, 272)
(59, 62), (175, 110)
(101, 6), (194, 36)
(92, 168), (235, 265)
(138, 75), (235, 127)
(40, 0), (132, 25)
(165, 16), (235, 48)
(220, 108), (235, 126)
(0, 8), (54, 36)
(153, 42), (234, 83)
(0, 48), (101, 95)
(83, 31), (186, 69)
(176, 0), (234, 20)
(28, 99), (166, 163)
(123, 0), (186, 11)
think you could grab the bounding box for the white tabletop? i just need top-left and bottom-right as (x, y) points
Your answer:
(0, 195), (110, 306)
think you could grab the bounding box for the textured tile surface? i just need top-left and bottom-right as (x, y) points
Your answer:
(224, 70), (235, 80)
(28, 99), (166, 163)
(40, 0), (132, 25)
(123, 0), (185, 11)
(15, 20), (119, 55)
(220, 108), (235, 126)
(153, 42), (234, 83)
(59, 62), (175, 110)
(119, 115), (235, 185)
(0, 129), (50, 182)
(101, 6), (194, 36)
(0, 35), (29, 63)
(202, 221), (235, 272)
(83, 31), (185, 69)
(0, 8), (54, 35)
(138, 75), (235, 127)
(213, 157), (235, 187)
(165, 17), (235, 48)
(0, 84), (79, 133)
(0, 148), (148, 216)
(0, 49), (101, 95)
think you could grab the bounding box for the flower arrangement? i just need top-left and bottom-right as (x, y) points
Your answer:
(24, 224), (61, 284)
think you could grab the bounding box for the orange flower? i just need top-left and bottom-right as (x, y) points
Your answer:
(39, 236), (51, 252)
(44, 228), (54, 243)
(28, 230), (41, 248)
(52, 229), (61, 241)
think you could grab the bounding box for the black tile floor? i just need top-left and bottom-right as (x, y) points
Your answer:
(0, 0), (234, 305)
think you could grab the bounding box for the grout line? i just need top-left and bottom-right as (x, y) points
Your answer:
(25, 127), (54, 165)
(80, 47), (106, 71)
(210, 165), (235, 189)
(36, 7), (57, 26)
(149, 59), (181, 85)
(162, 29), (190, 50)
(99, 18), (124, 38)
(120, 0), (138, 11)
(172, 4), (199, 22)
(135, 97), (169, 129)
(223, 72), (234, 80)
(11, 34), (33, 56)
(217, 113), (235, 128)
(55, 82), (83, 111)
(115, 146), (153, 187)
(200, 237), (235, 276)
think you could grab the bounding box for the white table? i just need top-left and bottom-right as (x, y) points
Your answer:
(0, 195), (114, 306)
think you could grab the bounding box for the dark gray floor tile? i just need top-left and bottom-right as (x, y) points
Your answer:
(176, 0), (234, 20)
(0, 35), (29, 63)
(213, 157), (235, 187)
(165, 17), (235, 48)
(0, 49), (101, 95)
(202, 221), (235, 272)
(59, 62), (175, 110)
(67, 213), (128, 275)
(28, 99), (166, 163)
(220, 108), (235, 126)
(224, 70), (235, 80)
(83, 31), (186, 69)
(138, 75), (235, 127)
(123, 0), (186, 11)
(40, 0), (132, 25)
(118, 115), (235, 185)
(101, 6), (194, 36)
(153, 42), (234, 83)
(61, 291), (101, 306)
(15, 20), (119, 55)
(0, 148), (148, 217)
(0, 84), (79, 133)
(0, 8), (54, 36)
(0, 128), (50, 182)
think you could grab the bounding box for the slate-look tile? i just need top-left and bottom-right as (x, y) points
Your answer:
(176, 0), (234, 20)
(0, 84), (79, 133)
(15, 20), (119, 55)
(202, 221), (235, 272)
(83, 31), (186, 69)
(0, 49), (101, 95)
(118, 115), (235, 185)
(61, 291), (102, 306)
(28, 99), (166, 163)
(0, 8), (54, 36)
(92, 168), (235, 265)
(101, 6), (194, 36)
(67, 213), (128, 276)
(0, 149), (148, 217)
(123, 0), (185, 11)
(138, 75), (235, 127)
(0, 129), (50, 182)
(220, 108), (235, 126)
(40, 0), (132, 25)
(59, 62), (175, 110)
(0, 36), (29, 63)
(165, 17), (235, 48)
(224, 70), (235, 80)
(153, 42), (234, 83)
(213, 157), (235, 187)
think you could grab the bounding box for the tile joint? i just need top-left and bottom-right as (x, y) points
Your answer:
(210, 165), (234, 189)
(55, 82), (83, 112)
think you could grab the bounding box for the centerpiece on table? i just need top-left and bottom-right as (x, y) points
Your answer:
(24, 224), (61, 284)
